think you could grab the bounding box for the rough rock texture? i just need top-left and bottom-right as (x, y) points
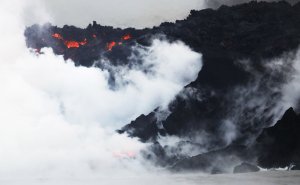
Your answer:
(171, 108), (300, 173)
(116, 1), (300, 143)
(170, 145), (252, 173)
(117, 111), (165, 142)
(256, 108), (300, 168)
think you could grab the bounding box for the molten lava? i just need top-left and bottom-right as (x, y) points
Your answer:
(64, 41), (80, 48)
(52, 32), (131, 51)
(52, 33), (87, 49)
(52, 33), (63, 40)
(64, 39), (87, 48)
(107, 41), (116, 51)
(122, 34), (131, 40)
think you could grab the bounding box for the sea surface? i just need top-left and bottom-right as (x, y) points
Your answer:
(2, 171), (300, 185)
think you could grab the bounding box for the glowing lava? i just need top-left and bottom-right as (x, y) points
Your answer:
(64, 39), (87, 48)
(52, 32), (132, 51)
(52, 33), (87, 49)
(107, 41), (116, 51)
(122, 34), (131, 40)
(64, 41), (80, 48)
(52, 33), (63, 40)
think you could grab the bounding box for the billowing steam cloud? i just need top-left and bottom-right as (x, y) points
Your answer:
(24, 0), (300, 28)
(154, 47), (300, 161)
(281, 50), (300, 112)
(0, 0), (202, 180)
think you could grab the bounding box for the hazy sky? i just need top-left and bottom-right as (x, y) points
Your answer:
(23, 0), (300, 28)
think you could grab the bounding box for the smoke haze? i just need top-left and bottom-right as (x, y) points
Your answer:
(0, 0), (202, 179)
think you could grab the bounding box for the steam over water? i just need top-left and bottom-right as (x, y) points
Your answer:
(1, 0), (300, 184)
(0, 0), (202, 180)
(2, 171), (300, 185)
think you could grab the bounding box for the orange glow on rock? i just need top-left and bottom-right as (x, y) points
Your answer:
(122, 34), (131, 40)
(52, 33), (63, 40)
(107, 41), (116, 51)
(52, 33), (87, 49)
(64, 39), (87, 48)
(64, 41), (80, 48)
(79, 38), (87, 46)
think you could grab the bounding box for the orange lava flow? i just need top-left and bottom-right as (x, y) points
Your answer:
(52, 33), (87, 49)
(52, 33), (63, 40)
(122, 34), (131, 40)
(64, 39), (87, 48)
(64, 41), (80, 48)
(107, 41), (116, 51)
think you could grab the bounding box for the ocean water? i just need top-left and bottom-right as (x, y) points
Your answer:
(2, 171), (300, 185)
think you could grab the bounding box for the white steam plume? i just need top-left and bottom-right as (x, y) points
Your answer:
(0, 0), (202, 180)
(281, 49), (300, 112)
(155, 47), (300, 159)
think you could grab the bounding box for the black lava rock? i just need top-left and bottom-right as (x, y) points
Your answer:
(256, 107), (300, 168)
(115, 1), (300, 145)
(291, 164), (300, 170)
(170, 145), (252, 173)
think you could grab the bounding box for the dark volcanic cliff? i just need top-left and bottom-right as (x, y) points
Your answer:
(25, 1), (300, 171)
(118, 1), (300, 146)
(170, 108), (300, 173)
(256, 107), (300, 168)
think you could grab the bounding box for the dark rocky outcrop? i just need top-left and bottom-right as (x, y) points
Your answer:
(256, 107), (300, 168)
(117, 111), (164, 142)
(117, 1), (300, 144)
(170, 145), (253, 173)
(291, 164), (300, 170)
(170, 107), (300, 173)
